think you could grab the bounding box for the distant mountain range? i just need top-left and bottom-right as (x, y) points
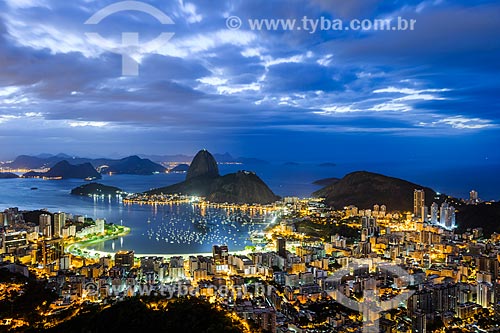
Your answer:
(147, 150), (279, 204)
(139, 152), (269, 165)
(4, 153), (341, 170)
(6, 155), (165, 175)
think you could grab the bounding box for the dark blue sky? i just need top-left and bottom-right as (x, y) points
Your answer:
(0, 0), (499, 164)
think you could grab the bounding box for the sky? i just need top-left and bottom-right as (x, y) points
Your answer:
(0, 0), (499, 164)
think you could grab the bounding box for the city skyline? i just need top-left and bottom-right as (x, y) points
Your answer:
(1, 1), (500, 332)
(0, 0), (499, 166)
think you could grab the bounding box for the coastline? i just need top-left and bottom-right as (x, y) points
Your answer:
(65, 226), (252, 259)
(65, 226), (131, 258)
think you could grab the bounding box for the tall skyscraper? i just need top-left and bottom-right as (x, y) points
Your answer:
(412, 310), (427, 333)
(470, 190), (479, 204)
(414, 190), (425, 218)
(277, 237), (286, 258)
(439, 202), (456, 229)
(430, 202), (439, 224)
(53, 213), (66, 238)
(212, 245), (229, 265)
(446, 206), (456, 229)
(421, 206), (428, 223)
(95, 218), (105, 234)
(39, 214), (52, 238)
(439, 202), (448, 225)
(477, 282), (492, 308)
(494, 280), (500, 320)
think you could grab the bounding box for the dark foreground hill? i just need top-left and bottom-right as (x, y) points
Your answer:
(313, 171), (436, 211)
(23, 161), (101, 180)
(147, 150), (279, 204)
(455, 201), (500, 236)
(45, 298), (246, 333)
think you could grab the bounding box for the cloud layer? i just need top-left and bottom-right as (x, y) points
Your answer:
(0, 0), (499, 161)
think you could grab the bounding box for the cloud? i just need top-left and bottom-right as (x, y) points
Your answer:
(420, 116), (496, 130)
(0, 0), (498, 161)
(68, 121), (109, 128)
(4, 0), (49, 9)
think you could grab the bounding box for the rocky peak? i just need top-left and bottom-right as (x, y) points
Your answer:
(186, 149), (219, 180)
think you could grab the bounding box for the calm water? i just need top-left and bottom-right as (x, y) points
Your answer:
(1, 162), (498, 254)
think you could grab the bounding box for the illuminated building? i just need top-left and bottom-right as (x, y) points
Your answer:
(414, 189), (425, 218)
(276, 237), (286, 258)
(1, 231), (28, 254)
(169, 256), (185, 280)
(95, 218), (105, 234)
(430, 202), (439, 224)
(440, 202), (448, 225)
(39, 214), (52, 238)
(361, 216), (379, 237)
(60, 255), (71, 270)
(213, 245), (229, 273)
(470, 190), (479, 204)
(421, 205), (428, 222)
(412, 310), (427, 333)
(114, 250), (135, 269)
(477, 282), (493, 308)
(212, 244), (229, 264)
(53, 213), (66, 238)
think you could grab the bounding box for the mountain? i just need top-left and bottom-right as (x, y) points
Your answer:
(100, 156), (165, 175)
(8, 155), (58, 169)
(47, 298), (246, 333)
(455, 202), (500, 236)
(212, 152), (236, 163)
(186, 149), (219, 181)
(23, 161), (101, 180)
(313, 177), (340, 187)
(0, 172), (19, 179)
(147, 150), (279, 204)
(71, 183), (124, 196)
(206, 171), (279, 204)
(319, 162), (337, 168)
(5, 155), (164, 175)
(313, 171), (436, 211)
(169, 164), (190, 172)
(139, 154), (193, 163)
